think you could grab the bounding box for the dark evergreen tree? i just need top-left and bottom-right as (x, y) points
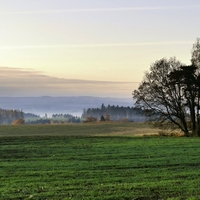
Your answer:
(82, 104), (146, 122)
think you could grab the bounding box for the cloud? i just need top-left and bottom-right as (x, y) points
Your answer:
(0, 41), (193, 50)
(0, 67), (138, 97)
(0, 5), (200, 15)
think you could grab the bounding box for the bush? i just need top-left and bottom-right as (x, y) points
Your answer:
(12, 118), (25, 125)
(122, 118), (129, 122)
(158, 130), (184, 137)
(100, 115), (105, 122)
(84, 116), (97, 122)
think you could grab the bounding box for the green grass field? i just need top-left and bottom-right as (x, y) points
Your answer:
(1, 123), (200, 199)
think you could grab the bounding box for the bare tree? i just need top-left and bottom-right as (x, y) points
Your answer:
(133, 39), (200, 136)
(133, 58), (199, 136)
(191, 38), (200, 69)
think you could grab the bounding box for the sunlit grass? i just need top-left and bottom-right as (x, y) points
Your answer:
(0, 122), (160, 137)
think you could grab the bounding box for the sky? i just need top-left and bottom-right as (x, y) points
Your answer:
(0, 0), (200, 98)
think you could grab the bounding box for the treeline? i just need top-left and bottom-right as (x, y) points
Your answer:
(26, 113), (81, 124)
(26, 117), (81, 124)
(51, 113), (81, 123)
(0, 108), (82, 124)
(0, 108), (24, 124)
(52, 114), (75, 119)
(24, 113), (40, 119)
(82, 104), (147, 122)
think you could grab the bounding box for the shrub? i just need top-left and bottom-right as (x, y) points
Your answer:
(158, 130), (184, 137)
(122, 118), (129, 122)
(100, 115), (105, 122)
(84, 116), (97, 123)
(105, 114), (110, 121)
(12, 118), (25, 125)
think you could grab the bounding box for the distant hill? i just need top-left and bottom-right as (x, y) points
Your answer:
(0, 96), (134, 117)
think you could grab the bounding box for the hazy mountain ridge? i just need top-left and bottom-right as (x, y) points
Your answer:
(0, 96), (134, 117)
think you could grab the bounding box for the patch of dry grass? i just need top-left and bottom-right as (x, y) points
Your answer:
(92, 122), (161, 137)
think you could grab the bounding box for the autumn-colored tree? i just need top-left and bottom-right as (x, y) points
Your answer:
(12, 118), (25, 125)
(105, 114), (110, 121)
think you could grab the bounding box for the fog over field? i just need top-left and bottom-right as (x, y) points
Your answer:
(0, 96), (134, 117)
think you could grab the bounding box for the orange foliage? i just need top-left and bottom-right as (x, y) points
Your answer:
(12, 118), (25, 125)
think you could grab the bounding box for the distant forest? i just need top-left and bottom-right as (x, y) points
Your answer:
(0, 108), (24, 124)
(82, 104), (147, 122)
(26, 115), (81, 124)
(0, 108), (81, 124)
(0, 104), (147, 124)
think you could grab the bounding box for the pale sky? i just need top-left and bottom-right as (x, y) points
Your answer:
(0, 0), (200, 97)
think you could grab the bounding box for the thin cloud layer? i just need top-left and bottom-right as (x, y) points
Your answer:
(0, 67), (138, 97)
(0, 5), (200, 15)
(0, 41), (193, 50)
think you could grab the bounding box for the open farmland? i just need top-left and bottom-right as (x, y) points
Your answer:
(1, 123), (200, 199)
(0, 122), (160, 137)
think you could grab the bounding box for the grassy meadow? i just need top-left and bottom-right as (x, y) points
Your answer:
(0, 122), (160, 137)
(1, 123), (200, 199)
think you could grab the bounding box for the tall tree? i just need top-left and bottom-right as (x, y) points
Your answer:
(133, 58), (198, 136)
(168, 65), (200, 135)
(191, 38), (200, 69)
(133, 39), (200, 136)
